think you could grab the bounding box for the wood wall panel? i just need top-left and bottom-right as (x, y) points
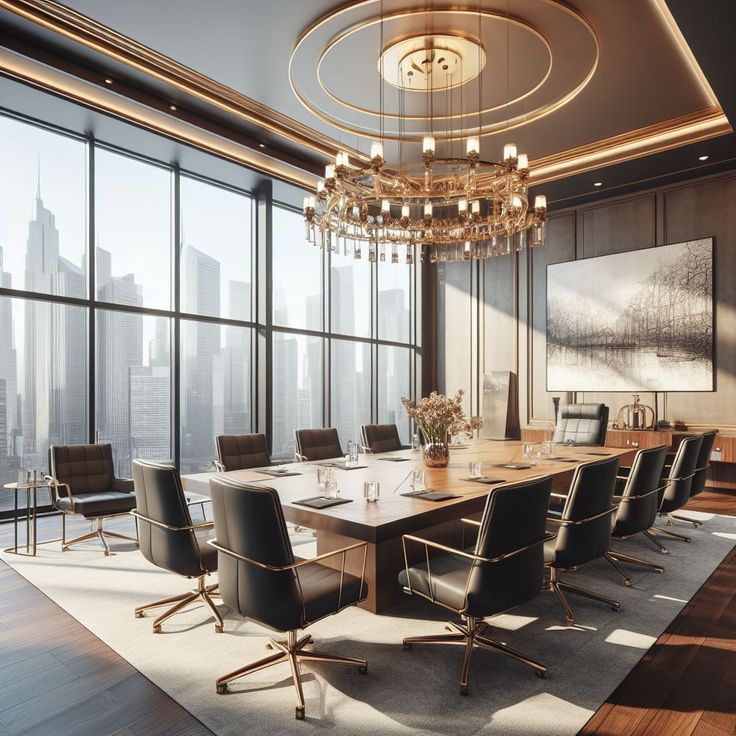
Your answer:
(662, 174), (736, 427)
(530, 212), (575, 421)
(436, 169), (736, 434)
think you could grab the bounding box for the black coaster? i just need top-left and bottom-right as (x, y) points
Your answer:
(494, 463), (532, 470)
(293, 496), (353, 509)
(463, 476), (506, 484)
(549, 457), (578, 463)
(400, 489), (460, 501)
(586, 451), (611, 456)
(377, 457), (411, 462)
(254, 468), (301, 478)
(317, 461), (368, 471)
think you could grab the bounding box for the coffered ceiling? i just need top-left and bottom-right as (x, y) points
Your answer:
(0, 0), (734, 205)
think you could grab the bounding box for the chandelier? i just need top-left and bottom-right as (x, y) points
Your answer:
(302, 5), (548, 265)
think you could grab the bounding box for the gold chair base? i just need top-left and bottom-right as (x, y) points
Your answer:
(642, 528), (669, 554)
(607, 549), (665, 578)
(402, 616), (546, 695)
(549, 568), (620, 626)
(135, 575), (222, 633)
(668, 511), (702, 528)
(215, 629), (367, 720)
(62, 515), (138, 556)
(653, 521), (692, 543)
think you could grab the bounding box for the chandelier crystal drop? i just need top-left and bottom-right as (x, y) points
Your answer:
(301, 8), (547, 264)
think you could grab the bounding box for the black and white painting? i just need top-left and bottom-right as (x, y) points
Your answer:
(547, 238), (713, 392)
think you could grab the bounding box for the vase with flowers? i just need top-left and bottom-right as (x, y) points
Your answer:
(401, 390), (484, 468)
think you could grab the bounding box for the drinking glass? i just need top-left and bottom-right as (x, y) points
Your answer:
(363, 481), (380, 503)
(522, 442), (535, 464)
(317, 466), (332, 491)
(325, 480), (339, 499)
(541, 440), (553, 457)
(411, 470), (426, 492)
(347, 440), (359, 467)
(468, 461), (482, 478)
(411, 432), (421, 452)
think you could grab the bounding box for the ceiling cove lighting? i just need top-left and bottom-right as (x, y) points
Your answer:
(303, 7), (547, 263)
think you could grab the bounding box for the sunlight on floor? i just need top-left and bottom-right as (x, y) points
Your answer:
(486, 614), (538, 631)
(604, 628), (657, 650)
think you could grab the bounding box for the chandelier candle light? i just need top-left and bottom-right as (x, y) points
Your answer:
(303, 4), (548, 264)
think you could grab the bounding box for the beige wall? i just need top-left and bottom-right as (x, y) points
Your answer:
(437, 169), (736, 430)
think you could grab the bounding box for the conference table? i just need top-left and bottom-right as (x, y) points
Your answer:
(182, 440), (635, 614)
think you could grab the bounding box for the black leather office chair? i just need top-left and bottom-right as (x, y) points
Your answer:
(131, 460), (222, 633)
(553, 403), (609, 446)
(545, 456), (620, 626)
(647, 434), (703, 547)
(215, 433), (271, 471)
(294, 427), (343, 461)
(208, 477), (368, 720)
(360, 423), (405, 454)
(670, 430), (717, 528)
(399, 476), (554, 695)
(48, 443), (138, 555)
(605, 446), (669, 586)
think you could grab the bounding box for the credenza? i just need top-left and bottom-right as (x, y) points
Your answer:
(521, 427), (736, 490)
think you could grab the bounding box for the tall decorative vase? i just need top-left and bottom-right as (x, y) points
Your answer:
(423, 439), (450, 468)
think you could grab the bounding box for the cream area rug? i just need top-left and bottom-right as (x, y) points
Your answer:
(2, 511), (735, 736)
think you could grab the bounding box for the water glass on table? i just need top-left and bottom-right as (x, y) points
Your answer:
(363, 481), (380, 503)
(317, 466), (332, 492)
(410, 470), (425, 492)
(468, 461), (482, 479)
(325, 479), (339, 499)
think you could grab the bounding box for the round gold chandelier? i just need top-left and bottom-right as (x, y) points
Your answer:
(301, 4), (548, 264)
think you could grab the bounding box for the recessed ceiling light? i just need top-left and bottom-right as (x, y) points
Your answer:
(169, 104), (177, 111)
(698, 155), (709, 161)
(104, 78), (113, 85)
(593, 181), (603, 187)
(258, 142), (266, 149)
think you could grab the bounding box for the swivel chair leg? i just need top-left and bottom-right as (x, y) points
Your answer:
(669, 512), (702, 528)
(608, 549), (664, 574)
(643, 529), (669, 554)
(603, 553), (632, 586)
(216, 629), (367, 719)
(135, 575), (223, 633)
(655, 523), (692, 543)
(549, 568), (620, 626)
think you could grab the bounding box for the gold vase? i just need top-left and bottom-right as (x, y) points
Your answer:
(423, 441), (450, 468)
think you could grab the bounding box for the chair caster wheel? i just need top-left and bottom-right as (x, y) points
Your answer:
(358, 664), (367, 675)
(216, 684), (227, 694)
(685, 538), (692, 544)
(535, 670), (546, 679)
(403, 642), (412, 651)
(215, 624), (223, 633)
(612, 605), (620, 612)
(623, 579), (633, 587)
(660, 549), (669, 555)
(135, 611), (144, 618)
(295, 706), (305, 720)
(266, 642), (274, 650)
(153, 625), (162, 634)
(460, 686), (468, 696)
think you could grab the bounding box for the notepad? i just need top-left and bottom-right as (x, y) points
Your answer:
(317, 461), (368, 471)
(495, 463), (533, 470)
(400, 489), (459, 501)
(254, 468), (301, 478)
(377, 457), (411, 462)
(293, 496), (353, 509)
(464, 476), (506, 484)
(549, 457), (578, 463)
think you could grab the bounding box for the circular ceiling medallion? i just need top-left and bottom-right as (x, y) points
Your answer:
(379, 34), (487, 92)
(289, 1), (599, 146)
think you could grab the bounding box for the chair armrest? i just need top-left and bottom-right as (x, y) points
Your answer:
(550, 492), (568, 500)
(186, 493), (211, 507)
(359, 445), (373, 454)
(131, 509), (214, 532)
(44, 474), (74, 509)
(550, 506), (617, 527)
(112, 477), (134, 493)
(294, 452), (308, 462)
(460, 518), (481, 528)
(213, 460), (225, 472)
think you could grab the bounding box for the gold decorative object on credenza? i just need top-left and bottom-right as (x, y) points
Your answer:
(613, 394), (655, 431)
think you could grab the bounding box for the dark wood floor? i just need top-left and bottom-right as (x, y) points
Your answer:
(580, 488), (736, 736)
(0, 492), (734, 736)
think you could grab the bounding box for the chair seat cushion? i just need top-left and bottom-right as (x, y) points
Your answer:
(55, 491), (136, 517)
(299, 562), (365, 623)
(398, 552), (472, 612)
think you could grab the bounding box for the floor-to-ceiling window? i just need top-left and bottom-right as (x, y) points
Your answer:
(271, 205), (417, 457)
(0, 109), (418, 517)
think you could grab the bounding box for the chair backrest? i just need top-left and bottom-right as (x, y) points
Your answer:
(215, 433), (271, 471)
(690, 431), (717, 497)
(554, 456), (620, 568)
(613, 446), (668, 537)
(49, 444), (115, 495)
(132, 460), (205, 577)
(361, 424), (402, 454)
(553, 403), (609, 446)
(662, 435), (703, 510)
(209, 478), (303, 632)
(464, 476), (552, 618)
(295, 428), (343, 461)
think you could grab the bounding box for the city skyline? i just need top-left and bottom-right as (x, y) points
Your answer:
(0, 144), (413, 510)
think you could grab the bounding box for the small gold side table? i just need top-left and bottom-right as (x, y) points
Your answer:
(2, 480), (54, 556)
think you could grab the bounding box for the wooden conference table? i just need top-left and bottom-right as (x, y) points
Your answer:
(182, 440), (635, 613)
